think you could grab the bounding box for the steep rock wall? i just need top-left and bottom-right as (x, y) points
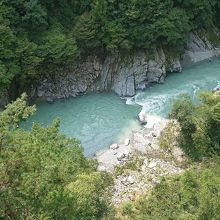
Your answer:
(1, 32), (219, 107)
(181, 32), (220, 67)
(36, 31), (220, 102)
(35, 48), (170, 101)
(35, 32), (219, 102)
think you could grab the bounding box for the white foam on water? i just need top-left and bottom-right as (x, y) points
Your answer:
(128, 60), (220, 117)
(125, 97), (136, 105)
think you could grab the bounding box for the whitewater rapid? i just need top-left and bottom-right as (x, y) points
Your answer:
(127, 60), (220, 117)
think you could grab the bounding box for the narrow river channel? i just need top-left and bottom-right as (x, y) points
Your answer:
(22, 60), (220, 156)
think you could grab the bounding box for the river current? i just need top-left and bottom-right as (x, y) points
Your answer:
(22, 60), (220, 156)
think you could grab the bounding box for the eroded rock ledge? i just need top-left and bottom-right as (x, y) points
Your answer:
(36, 48), (167, 101)
(34, 32), (220, 102)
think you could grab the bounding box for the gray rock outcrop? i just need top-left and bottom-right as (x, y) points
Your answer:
(181, 32), (220, 67)
(36, 48), (166, 101)
(35, 32), (220, 102)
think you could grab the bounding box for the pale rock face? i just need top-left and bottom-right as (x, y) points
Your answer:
(181, 32), (220, 68)
(138, 111), (148, 124)
(117, 152), (125, 161)
(34, 49), (167, 101)
(33, 32), (219, 102)
(169, 58), (182, 73)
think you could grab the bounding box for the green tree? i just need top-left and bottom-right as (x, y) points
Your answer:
(170, 91), (220, 159)
(0, 94), (112, 219)
(39, 25), (79, 69)
(126, 160), (220, 220)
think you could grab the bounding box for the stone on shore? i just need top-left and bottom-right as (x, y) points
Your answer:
(124, 138), (130, 146)
(138, 111), (148, 124)
(110, 143), (119, 150)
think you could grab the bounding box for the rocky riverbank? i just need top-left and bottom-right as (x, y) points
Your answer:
(96, 114), (187, 205)
(34, 32), (220, 103)
(0, 32), (219, 108)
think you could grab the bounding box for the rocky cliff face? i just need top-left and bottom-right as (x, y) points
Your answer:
(181, 32), (220, 67)
(36, 48), (167, 101)
(0, 32), (219, 107)
(35, 32), (220, 102)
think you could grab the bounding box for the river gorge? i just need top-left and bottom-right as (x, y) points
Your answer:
(22, 59), (220, 156)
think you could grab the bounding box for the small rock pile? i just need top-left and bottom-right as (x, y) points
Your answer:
(111, 157), (183, 205)
(96, 115), (171, 172)
(96, 115), (187, 205)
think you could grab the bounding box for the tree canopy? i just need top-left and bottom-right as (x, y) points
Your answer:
(0, 94), (113, 219)
(170, 91), (220, 159)
(0, 0), (220, 93)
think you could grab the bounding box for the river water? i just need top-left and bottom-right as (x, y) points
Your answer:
(22, 60), (220, 156)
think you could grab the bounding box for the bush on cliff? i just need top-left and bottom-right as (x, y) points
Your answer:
(0, 94), (113, 219)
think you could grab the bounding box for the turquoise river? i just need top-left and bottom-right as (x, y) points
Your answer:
(22, 60), (220, 156)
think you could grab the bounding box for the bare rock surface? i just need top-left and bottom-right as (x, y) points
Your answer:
(96, 115), (181, 173)
(181, 32), (220, 68)
(96, 144), (133, 172)
(36, 49), (167, 101)
(34, 32), (220, 103)
(97, 115), (187, 205)
(111, 157), (183, 205)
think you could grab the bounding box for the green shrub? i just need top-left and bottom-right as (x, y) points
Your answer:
(127, 159), (220, 220)
(169, 92), (220, 159)
(0, 95), (113, 219)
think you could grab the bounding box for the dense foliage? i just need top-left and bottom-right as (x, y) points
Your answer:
(170, 91), (220, 159)
(0, 0), (220, 93)
(125, 160), (220, 220)
(0, 94), (112, 219)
